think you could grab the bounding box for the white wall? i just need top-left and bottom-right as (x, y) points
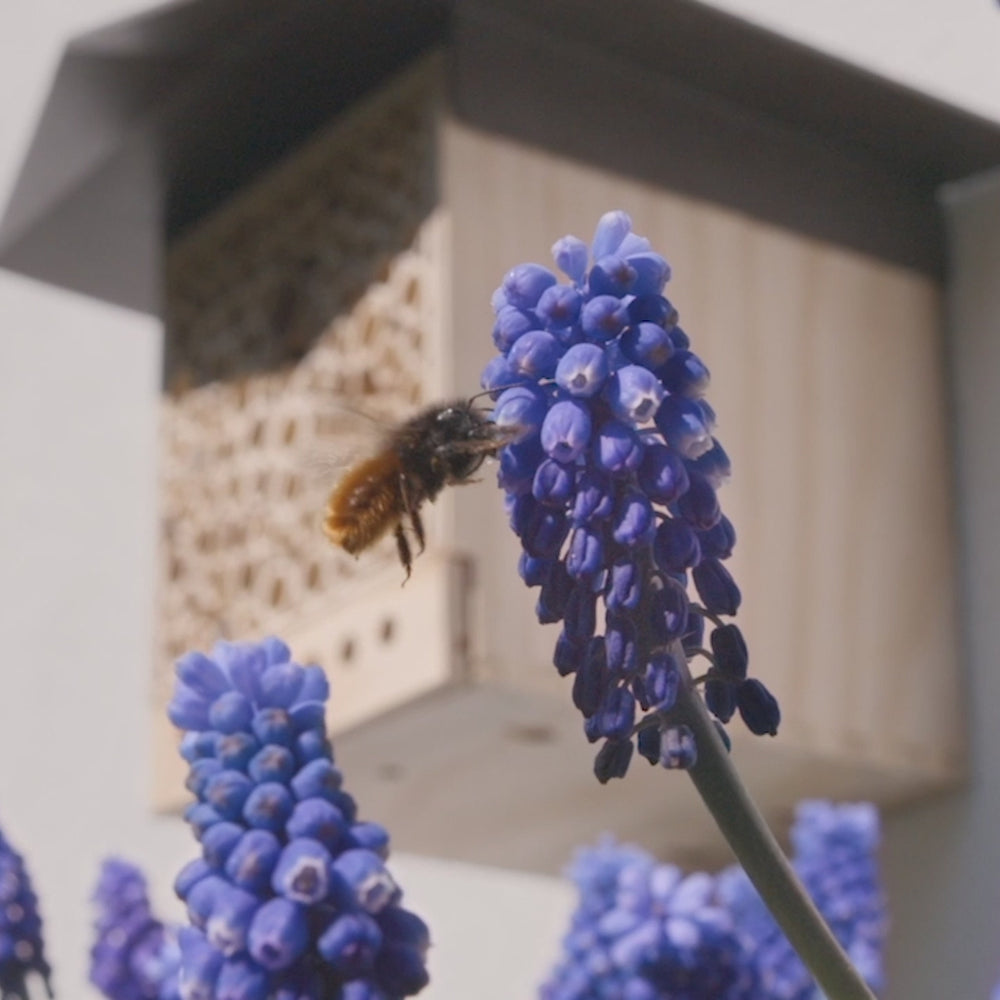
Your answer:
(1, 2), (999, 999)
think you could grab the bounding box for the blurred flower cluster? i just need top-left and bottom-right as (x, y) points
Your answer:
(89, 859), (179, 1000)
(483, 210), (779, 781)
(167, 637), (430, 1000)
(542, 801), (886, 1000)
(0, 825), (50, 1000)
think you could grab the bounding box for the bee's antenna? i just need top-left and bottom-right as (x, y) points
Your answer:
(468, 378), (553, 406)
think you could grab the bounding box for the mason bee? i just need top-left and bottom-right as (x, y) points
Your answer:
(323, 398), (513, 579)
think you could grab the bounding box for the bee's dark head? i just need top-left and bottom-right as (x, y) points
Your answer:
(432, 401), (512, 482)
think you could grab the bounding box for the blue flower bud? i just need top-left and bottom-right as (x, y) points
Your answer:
(626, 252), (670, 296)
(508, 329), (563, 379)
(637, 725), (661, 764)
(184, 803), (223, 838)
(555, 343), (609, 397)
(347, 822), (390, 859)
(180, 731), (217, 763)
(681, 608), (705, 656)
(333, 850), (399, 914)
(294, 729), (330, 765)
(216, 732), (259, 770)
(605, 365), (665, 425)
(241, 783), (294, 831)
(594, 686), (636, 740)
(175, 858), (212, 899)
(593, 738), (634, 783)
(621, 322), (674, 370)
(176, 652), (231, 701)
(638, 444), (689, 504)
(492, 305), (535, 351)
(668, 326), (691, 350)
(168, 684), (211, 731)
(737, 679), (780, 736)
(184, 876), (227, 928)
(659, 349), (711, 398)
(502, 263), (557, 309)
(209, 692), (254, 734)
(594, 420), (643, 475)
(693, 558), (741, 616)
(537, 284), (583, 329)
(698, 515), (736, 559)
(201, 822), (243, 869)
(247, 745), (296, 785)
(251, 708), (295, 747)
(374, 943), (431, 997)
(285, 799), (347, 851)
(566, 527), (604, 579)
(653, 517), (702, 573)
(589, 255), (637, 297)
(378, 906), (430, 956)
(290, 759), (343, 801)
(659, 725), (697, 769)
(177, 928), (223, 999)
(553, 630), (583, 676)
(186, 758), (223, 798)
(214, 957), (269, 1000)
(605, 558), (642, 612)
(552, 235), (589, 283)
(247, 898), (309, 971)
(258, 663), (305, 709)
(206, 884), (259, 957)
(591, 210), (633, 260)
(677, 473), (721, 531)
(523, 505), (570, 560)
(639, 653), (680, 711)
(532, 459), (576, 506)
(518, 552), (553, 587)
(705, 678), (737, 723)
(654, 395), (714, 459)
(224, 830), (282, 894)
(499, 437), (546, 493)
(316, 912), (383, 976)
(271, 838), (332, 904)
(571, 470), (615, 525)
(647, 583), (689, 644)
(611, 488), (654, 546)
(604, 616), (638, 678)
(541, 399), (592, 463)
(689, 439), (731, 488)
(288, 700), (325, 732)
(627, 293), (677, 327)
(563, 584), (597, 641)
(492, 386), (549, 449)
(581, 295), (629, 341)
(535, 562), (574, 625)
(710, 624), (748, 679)
(481, 354), (529, 395)
(204, 771), (254, 821)
(572, 638), (607, 717)
(214, 641), (266, 703)
(259, 636), (291, 665)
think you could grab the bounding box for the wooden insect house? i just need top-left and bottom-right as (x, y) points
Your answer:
(4, 0), (999, 873)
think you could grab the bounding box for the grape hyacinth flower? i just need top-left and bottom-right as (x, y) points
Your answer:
(718, 801), (888, 998)
(540, 838), (758, 1000)
(484, 210), (779, 781)
(90, 859), (180, 1000)
(0, 824), (51, 1000)
(168, 637), (430, 1000)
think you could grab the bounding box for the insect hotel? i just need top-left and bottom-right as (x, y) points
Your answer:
(2, 0), (997, 881)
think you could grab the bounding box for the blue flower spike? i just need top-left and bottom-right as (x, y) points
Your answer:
(0, 826), (51, 1000)
(90, 857), (180, 1000)
(168, 638), (430, 1000)
(483, 211), (778, 781)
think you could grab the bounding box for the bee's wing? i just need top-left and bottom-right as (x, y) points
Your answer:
(300, 397), (397, 489)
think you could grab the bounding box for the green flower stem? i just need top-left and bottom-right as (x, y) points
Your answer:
(671, 648), (877, 1000)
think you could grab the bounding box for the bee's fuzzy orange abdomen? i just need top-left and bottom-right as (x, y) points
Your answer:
(323, 451), (404, 555)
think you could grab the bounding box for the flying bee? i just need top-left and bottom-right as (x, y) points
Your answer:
(323, 396), (514, 580)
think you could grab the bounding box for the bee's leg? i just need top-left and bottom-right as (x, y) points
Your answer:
(394, 522), (413, 584)
(409, 507), (426, 555)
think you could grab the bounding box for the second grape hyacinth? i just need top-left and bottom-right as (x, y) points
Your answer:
(168, 637), (430, 1000)
(483, 211), (780, 781)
